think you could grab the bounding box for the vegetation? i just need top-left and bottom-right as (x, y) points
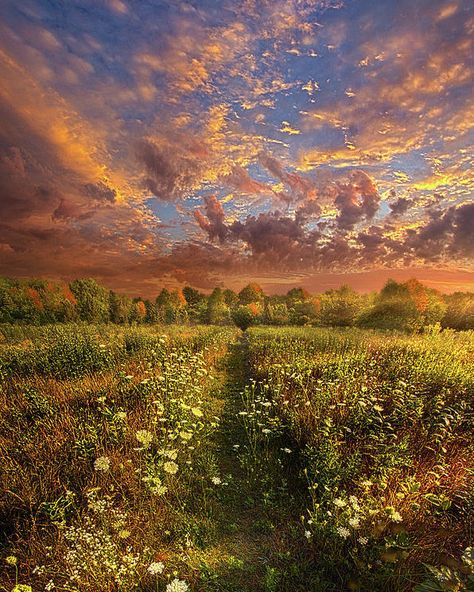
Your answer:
(1, 276), (473, 331)
(1, 321), (473, 591)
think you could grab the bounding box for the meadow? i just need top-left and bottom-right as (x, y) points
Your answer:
(1, 324), (473, 592)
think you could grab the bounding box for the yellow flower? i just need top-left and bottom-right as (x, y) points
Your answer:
(163, 461), (179, 475)
(6, 556), (17, 566)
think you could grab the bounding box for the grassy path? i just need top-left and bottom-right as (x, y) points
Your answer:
(181, 335), (302, 592)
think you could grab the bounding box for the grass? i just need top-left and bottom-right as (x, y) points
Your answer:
(1, 324), (473, 591)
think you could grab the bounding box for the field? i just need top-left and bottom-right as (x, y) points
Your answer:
(1, 324), (473, 592)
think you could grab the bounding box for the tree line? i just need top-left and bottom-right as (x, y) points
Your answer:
(0, 276), (473, 332)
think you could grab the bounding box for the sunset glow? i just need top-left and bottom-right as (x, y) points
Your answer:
(0, 0), (472, 295)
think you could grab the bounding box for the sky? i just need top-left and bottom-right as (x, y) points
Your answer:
(0, 0), (473, 296)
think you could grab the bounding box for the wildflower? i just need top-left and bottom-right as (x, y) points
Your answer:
(211, 477), (222, 485)
(166, 579), (189, 592)
(462, 547), (473, 570)
(118, 529), (131, 539)
(349, 517), (360, 529)
(280, 448), (292, 453)
(163, 461), (179, 475)
(374, 405), (384, 412)
(191, 407), (203, 417)
(45, 581), (55, 591)
(136, 429), (154, 447)
(358, 536), (369, 545)
(6, 556), (17, 565)
(333, 498), (346, 508)
(305, 530), (312, 540)
(12, 586), (33, 592)
(336, 526), (351, 539)
(148, 561), (165, 575)
(391, 511), (403, 523)
(94, 456), (110, 472)
(262, 428), (272, 434)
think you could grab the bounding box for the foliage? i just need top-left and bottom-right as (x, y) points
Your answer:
(0, 276), (472, 331)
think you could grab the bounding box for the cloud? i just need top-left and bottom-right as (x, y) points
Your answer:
(194, 195), (228, 243)
(0, 0), (471, 294)
(136, 137), (209, 201)
(332, 170), (380, 229)
(389, 196), (411, 216)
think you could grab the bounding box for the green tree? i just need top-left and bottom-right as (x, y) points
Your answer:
(238, 283), (264, 305)
(206, 288), (230, 324)
(263, 302), (290, 325)
(358, 279), (446, 332)
(320, 286), (364, 327)
(442, 292), (474, 330)
(290, 298), (321, 325)
(70, 278), (110, 323)
(109, 291), (133, 324)
(231, 304), (259, 331)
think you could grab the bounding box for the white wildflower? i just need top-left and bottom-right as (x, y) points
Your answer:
(336, 526), (351, 539)
(391, 511), (403, 523)
(136, 430), (154, 447)
(94, 456), (111, 472)
(166, 578), (189, 592)
(211, 477), (222, 485)
(148, 561), (165, 575)
(349, 517), (360, 529)
(333, 498), (346, 508)
(358, 536), (369, 545)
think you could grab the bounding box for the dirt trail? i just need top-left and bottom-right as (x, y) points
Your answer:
(183, 335), (285, 592)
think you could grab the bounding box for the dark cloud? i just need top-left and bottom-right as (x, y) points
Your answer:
(333, 171), (380, 229)
(259, 152), (316, 203)
(83, 181), (117, 203)
(194, 194), (228, 243)
(136, 137), (208, 201)
(389, 196), (411, 216)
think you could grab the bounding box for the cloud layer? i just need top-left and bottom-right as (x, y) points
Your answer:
(0, 0), (472, 294)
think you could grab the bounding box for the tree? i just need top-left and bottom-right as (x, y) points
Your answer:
(206, 288), (230, 324)
(263, 302), (290, 325)
(69, 279), (109, 323)
(231, 304), (259, 331)
(182, 286), (204, 307)
(286, 287), (311, 303)
(155, 288), (186, 324)
(358, 279), (445, 332)
(129, 299), (147, 323)
(223, 288), (238, 307)
(290, 298), (321, 325)
(320, 286), (364, 327)
(238, 283), (264, 305)
(144, 299), (160, 323)
(442, 293), (474, 330)
(109, 291), (133, 324)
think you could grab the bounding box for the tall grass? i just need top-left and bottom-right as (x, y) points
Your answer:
(1, 325), (237, 591)
(243, 327), (474, 591)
